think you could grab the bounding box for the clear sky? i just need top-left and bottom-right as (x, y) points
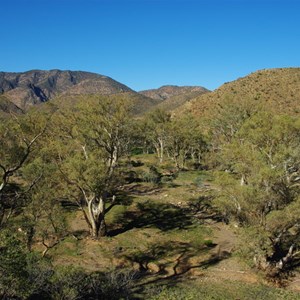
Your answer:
(0, 0), (300, 91)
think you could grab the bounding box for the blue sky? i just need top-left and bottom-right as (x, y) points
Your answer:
(0, 0), (300, 91)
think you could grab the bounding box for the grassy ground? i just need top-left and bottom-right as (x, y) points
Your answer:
(45, 154), (300, 298)
(148, 280), (300, 300)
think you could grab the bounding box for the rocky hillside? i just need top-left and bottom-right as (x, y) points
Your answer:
(0, 95), (24, 119)
(140, 85), (208, 101)
(0, 70), (133, 110)
(180, 68), (300, 117)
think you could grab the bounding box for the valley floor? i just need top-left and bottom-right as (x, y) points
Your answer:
(42, 155), (300, 299)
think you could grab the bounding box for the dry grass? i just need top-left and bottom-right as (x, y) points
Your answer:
(180, 68), (300, 117)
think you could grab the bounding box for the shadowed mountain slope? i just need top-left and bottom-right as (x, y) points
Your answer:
(0, 95), (24, 120)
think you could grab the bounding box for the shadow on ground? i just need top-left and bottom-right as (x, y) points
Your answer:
(108, 201), (194, 237)
(121, 240), (231, 298)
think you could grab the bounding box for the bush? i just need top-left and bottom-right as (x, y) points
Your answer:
(84, 269), (139, 300)
(194, 175), (206, 187)
(141, 166), (162, 184)
(0, 232), (138, 300)
(0, 230), (52, 299)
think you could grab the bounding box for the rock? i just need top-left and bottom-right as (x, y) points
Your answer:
(147, 262), (160, 273)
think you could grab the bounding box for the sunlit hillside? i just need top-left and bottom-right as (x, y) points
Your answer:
(181, 68), (300, 117)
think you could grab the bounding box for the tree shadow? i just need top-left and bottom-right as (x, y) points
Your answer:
(121, 183), (162, 195)
(120, 241), (205, 274)
(187, 195), (225, 223)
(116, 240), (231, 297)
(0, 182), (23, 206)
(108, 201), (194, 237)
(0, 182), (26, 226)
(163, 182), (181, 188)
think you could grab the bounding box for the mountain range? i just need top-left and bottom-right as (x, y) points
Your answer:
(0, 70), (208, 114)
(0, 70), (130, 109)
(1, 67), (300, 117)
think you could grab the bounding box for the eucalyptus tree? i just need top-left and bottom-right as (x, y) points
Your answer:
(0, 112), (47, 228)
(207, 97), (261, 153)
(214, 112), (300, 277)
(167, 114), (207, 170)
(50, 96), (132, 238)
(143, 109), (171, 163)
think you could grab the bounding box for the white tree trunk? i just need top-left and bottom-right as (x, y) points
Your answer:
(158, 138), (164, 163)
(87, 195), (106, 238)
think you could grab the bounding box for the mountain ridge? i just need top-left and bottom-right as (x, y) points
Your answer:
(0, 69), (208, 114)
(0, 69), (133, 110)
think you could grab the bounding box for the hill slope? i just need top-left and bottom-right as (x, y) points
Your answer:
(140, 85), (209, 112)
(51, 92), (161, 116)
(0, 95), (24, 120)
(181, 68), (300, 116)
(0, 70), (133, 110)
(139, 85), (208, 101)
(153, 89), (210, 112)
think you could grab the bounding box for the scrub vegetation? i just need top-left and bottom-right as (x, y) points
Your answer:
(1, 68), (300, 299)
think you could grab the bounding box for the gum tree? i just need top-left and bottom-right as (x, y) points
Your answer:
(50, 96), (132, 238)
(214, 112), (300, 277)
(167, 114), (207, 170)
(0, 112), (46, 227)
(143, 109), (171, 163)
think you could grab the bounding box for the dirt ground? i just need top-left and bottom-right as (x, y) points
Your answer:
(49, 170), (300, 294)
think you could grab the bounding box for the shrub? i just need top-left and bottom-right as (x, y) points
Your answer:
(141, 166), (162, 184)
(0, 230), (52, 299)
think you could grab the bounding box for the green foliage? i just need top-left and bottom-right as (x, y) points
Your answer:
(48, 265), (87, 300)
(213, 111), (300, 277)
(0, 231), (138, 299)
(0, 231), (31, 298)
(139, 109), (207, 168)
(3, 74), (300, 291)
(143, 108), (171, 163)
(141, 166), (162, 184)
(46, 266), (138, 300)
(41, 95), (135, 237)
(167, 114), (207, 169)
(0, 111), (49, 228)
(0, 230), (52, 299)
